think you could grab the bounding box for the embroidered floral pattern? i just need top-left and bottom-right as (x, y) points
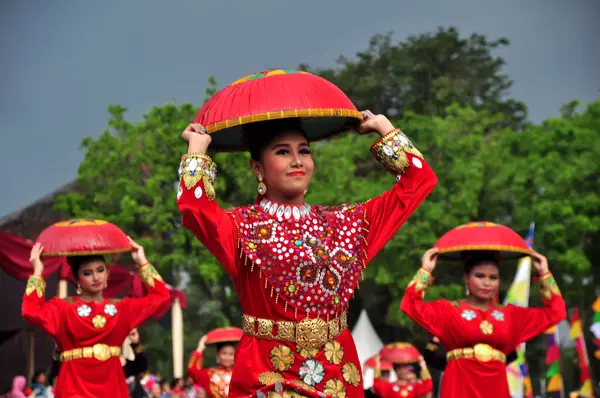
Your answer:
(324, 341), (344, 365)
(104, 303), (118, 316)
(92, 314), (107, 329)
(299, 359), (325, 386)
(324, 379), (346, 398)
(77, 304), (92, 318)
(293, 380), (316, 392)
(138, 263), (163, 288)
(229, 201), (366, 316)
(479, 320), (494, 335)
(461, 310), (477, 321)
(258, 372), (285, 386)
(491, 310), (504, 321)
(341, 363), (360, 387)
(25, 276), (45, 298)
(297, 345), (319, 359)
(270, 346), (295, 371)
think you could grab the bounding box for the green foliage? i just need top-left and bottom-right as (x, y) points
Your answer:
(302, 27), (527, 129)
(54, 29), (599, 389)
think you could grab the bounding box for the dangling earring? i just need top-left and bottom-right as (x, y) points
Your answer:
(257, 177), (267, 195)
(76, 284), (82, 295)
(465, 284), (470, 297)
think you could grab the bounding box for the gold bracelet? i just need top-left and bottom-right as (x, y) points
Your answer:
(178, 154), (217, 200)
(26, 275), (46, 298)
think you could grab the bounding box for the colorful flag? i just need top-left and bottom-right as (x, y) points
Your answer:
(505, 223), (535, 398)
(545, 326), (563, 398)
(570, 308), (595, 397)
(591, 297), (600, 360)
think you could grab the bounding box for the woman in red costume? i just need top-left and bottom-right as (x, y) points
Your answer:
(401, 248), (567, 398)
(188, 334), (236, 397)
(177, 111), (438, 397)
(22, 238), (170, 398)
(373, 351), (432, 398)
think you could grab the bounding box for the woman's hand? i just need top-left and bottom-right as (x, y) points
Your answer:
(29, 243), (44, 276)
(356, 110), (395, 137)
(197, 335), (208, 352)
(181, 123), (212, 154)
(421, 248), (439, 273)
(531, 250), (549, 275)
(128, 237), (148, 266)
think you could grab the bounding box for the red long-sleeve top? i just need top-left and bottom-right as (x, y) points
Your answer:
(177, 130), (438, 397)
(22, 264), (169, 398)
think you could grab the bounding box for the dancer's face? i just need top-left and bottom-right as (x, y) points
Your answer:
(77, 259), (109, 294)
(217, 345), (236, 368)
(250, 131), (314, 201)
(394, 364), (415, 381)
(129, 328), (140, 344)
(464, 263), (499, 301)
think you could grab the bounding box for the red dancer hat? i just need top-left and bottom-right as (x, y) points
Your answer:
(204, 327), (243, 345)
(434, 221), (531, 260)
(379, 342), (421, 365)
(36, 219), (132, 257)
(363, 355), (393, 370)
(194, 69), (362, 151)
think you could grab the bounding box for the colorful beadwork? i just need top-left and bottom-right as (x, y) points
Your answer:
(228, 202), (366, 317)
(229, 70), (309, 87)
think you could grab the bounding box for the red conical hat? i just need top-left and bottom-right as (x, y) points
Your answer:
(434, 222), (531, 260)
(204, 327), (243, 344)
(363, 355), (393, 370)
(194, 69), (362, 151)
(36, 219), (131, 257)
(379, 342), (421, 364)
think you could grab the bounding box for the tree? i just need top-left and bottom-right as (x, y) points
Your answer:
(301, 27), (527, 130)
(53, 93), (245, 375)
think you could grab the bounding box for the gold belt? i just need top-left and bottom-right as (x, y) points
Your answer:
(242, 312), (348, 350)
(59, 344), (121, 362)
(447, 344), (506, 363)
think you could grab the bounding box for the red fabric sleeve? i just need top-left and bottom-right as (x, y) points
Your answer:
(21, 276), (64, 337)
(416, 379), (433, 397)
(373, 378), (392, 397)
(364, 145), (438, 262)
(121, 264), (170, 330)
(177, 178), (238, 279)
(187, 351), (210, 391)
(400, 269), (448, 338)
(509, 272), (567, 344)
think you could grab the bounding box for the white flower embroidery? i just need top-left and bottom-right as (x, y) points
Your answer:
(299, 359), (325, 386)
(461, 309), (477, 321)
(491, 310), (505, 321)
(77, 304), (92, 318)
(104, 303), (118, 316)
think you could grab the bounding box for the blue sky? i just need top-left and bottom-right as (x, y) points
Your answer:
(1, 0), (598, 217)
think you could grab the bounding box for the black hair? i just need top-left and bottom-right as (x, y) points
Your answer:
(32, 370), (46, 384)
(66, 255), (106, 278)
(242, 118), (308, 161)
(170, 378), (182, 389)
(393, 363), (415, 372)
(216, 341), (236, 353)
(463, 251), (500, 275)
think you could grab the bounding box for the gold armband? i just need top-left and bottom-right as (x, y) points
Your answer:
(537, 272), (561, 300)
(370, 128), (423, 176)
(138, 263), (164, 288)
(26, 275), (46, 298)
(407, 268), (434, 296)
(420, 365), (431, 380)
(178, 153), (217, 200)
